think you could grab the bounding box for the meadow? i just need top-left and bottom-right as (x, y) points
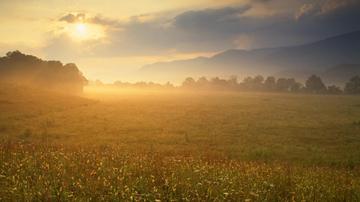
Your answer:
(1, 84), (360, 201)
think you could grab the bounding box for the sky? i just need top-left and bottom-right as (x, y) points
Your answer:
(0, 0), (359, 82)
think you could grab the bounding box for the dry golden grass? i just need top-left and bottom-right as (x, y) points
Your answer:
(1, 84), (360, 201)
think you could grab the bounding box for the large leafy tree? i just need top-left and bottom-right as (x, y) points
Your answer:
(0, 51), (87, 93)
(305, 75), (327, 93)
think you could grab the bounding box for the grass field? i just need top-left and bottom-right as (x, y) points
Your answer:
(1, 85), (360, 201)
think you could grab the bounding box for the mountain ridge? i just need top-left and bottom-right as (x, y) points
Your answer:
(141, 30), (360, 83)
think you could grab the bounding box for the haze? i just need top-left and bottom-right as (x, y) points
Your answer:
(2, 1), (360, 200)
(1, 0), (359, 83)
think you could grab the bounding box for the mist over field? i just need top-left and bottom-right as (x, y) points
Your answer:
(1, 0), (360, 201)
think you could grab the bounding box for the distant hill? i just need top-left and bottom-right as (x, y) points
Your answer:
(0, 51), (87, 94)
(141, 30), (360, 83)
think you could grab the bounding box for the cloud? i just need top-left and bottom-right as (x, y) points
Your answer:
(59, 13), (120, 27)
(319, 0), (359, 14)
(173, 6), (251, 30)
(295, 0), (360, 19)
(47, 1), (360, 60)
(295, 3), (316, 20)
(59, 13), (86, 23)
(117, 5), (271, 53)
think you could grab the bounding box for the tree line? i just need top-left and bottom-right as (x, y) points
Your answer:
(104, 74), (360, 95)
(181, 75), (360, 94)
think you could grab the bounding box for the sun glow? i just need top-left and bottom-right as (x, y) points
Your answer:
(67, 23), (105, 41)
(76, 23), (86, 34)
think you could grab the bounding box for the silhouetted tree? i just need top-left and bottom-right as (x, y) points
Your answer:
(227, 75), (238, 89)
(240, 75), (264, 90)
(275, 78), (302, 92)
(182, 77), (196, 88)
(276, 78), (290, 91)
(0, 51), (87, 93)
(344, 76), (360, 94)
(264, 76), (276, 91)
(305, 75), (327, 93)
(197, 77), (210, 89)
(253, 75), (264, 90)
(164, 82), (174, 88)
(253, 75), (264, 84)
(210, 77), (228, 90)
(240, 76), (254, 90)
(327, 85), (343, 94)
(288, 78), (302, 92)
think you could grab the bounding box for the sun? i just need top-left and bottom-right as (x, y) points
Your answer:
(73, 23), (89, 39)
(67, 23), (105, 41)
(76, 23), (87, 35)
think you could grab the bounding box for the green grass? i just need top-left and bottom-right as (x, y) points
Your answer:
(1, 85), (360, 201)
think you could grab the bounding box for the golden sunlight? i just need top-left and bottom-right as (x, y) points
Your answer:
(1, 1), (360, 200)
